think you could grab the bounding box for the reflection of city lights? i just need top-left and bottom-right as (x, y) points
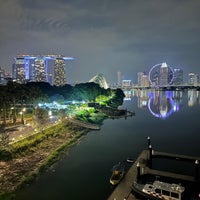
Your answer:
(148, 91), (175, 119)
(142, 101), (147, 106)
(48, 111), (52, 116)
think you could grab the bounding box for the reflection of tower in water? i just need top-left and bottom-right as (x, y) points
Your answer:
(188, 90), (198, 107)
(159, 91), (168, 118)
(148, 90), (181, 119)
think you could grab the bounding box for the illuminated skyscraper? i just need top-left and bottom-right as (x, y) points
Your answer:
(117, 71), (122, 87)
(122, 79), (131, 89)
(173, 69), (183, 85)
(33, 58), (47, 82)
(160, 62), (168, 86)
(138, 72), (149, 87)
(15, 57), (27, 84)
(137, 72), (143, 86)
(188, 72), (199, 86)
(13, 54), (73, 85)
(54, 58), (66, 86)
(0, 66), (4, 84)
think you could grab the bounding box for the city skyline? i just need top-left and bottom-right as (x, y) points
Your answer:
(13, 54), (73, 86)
(0, 58), (199, 87)
(0, 1), (200, 84)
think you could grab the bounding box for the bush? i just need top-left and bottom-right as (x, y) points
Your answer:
(0, 149), (12, 161)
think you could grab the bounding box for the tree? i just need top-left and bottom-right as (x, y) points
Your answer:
(33, 107), (49, 130)
(0, 124), (9, 148)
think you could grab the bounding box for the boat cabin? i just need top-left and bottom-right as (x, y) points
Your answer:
(143, 180), (185, 200)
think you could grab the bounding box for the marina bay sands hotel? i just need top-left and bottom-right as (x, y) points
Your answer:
(13, 54), (74, 86)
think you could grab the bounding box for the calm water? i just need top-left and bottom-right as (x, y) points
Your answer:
(15, 89), (200, 200)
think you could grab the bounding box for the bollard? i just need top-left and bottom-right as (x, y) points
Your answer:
(195, 160), (199, 181)
(137, 162), (140, 180)
(148, 145), (152, 168)
(147, 136), (151, 149)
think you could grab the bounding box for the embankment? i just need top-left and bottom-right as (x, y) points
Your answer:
(0, 120), (90, 200)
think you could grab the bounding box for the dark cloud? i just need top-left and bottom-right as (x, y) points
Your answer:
(0, 0), (200, 83)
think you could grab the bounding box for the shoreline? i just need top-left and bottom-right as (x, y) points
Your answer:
(0, 120), (90, 200)
(0, 108), (132, 200)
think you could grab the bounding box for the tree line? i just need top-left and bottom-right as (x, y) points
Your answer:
(0, 81), (125, 126)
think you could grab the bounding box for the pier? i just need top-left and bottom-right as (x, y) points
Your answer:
(107, 137), (200, 200)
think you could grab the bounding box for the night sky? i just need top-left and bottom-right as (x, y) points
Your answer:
(0, 0), (200, 84)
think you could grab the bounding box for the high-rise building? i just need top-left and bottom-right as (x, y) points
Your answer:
(173, 69), (183, 85)
(54, 58), (66, 86)
(33, 58), (47, 82)
(0, 66), (11, 85)
(14, 57), (27, 84)
(138, 72), (149, 87)
(188, 72), (199, 86)
(0, 66), (5, 85)
(137, 72), (143, 86)
(122, 79), (131, 89)
(117, 71), (122, 87)
(13, 54), (73, 85)
(160, 62), (168, 86)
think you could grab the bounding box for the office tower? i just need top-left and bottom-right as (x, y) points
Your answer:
(122, 79), (131, 88)
(0, 66), (4, 84)
(54, 58), (66, 86)
(13, 54), (73, 85)
(0, 67), (10, 85)
(117, 71), (122, 87)
(138, 72), (149, 87)
(188, 72), (199, 86)
(33, 57), (47, 82)
(137, 72), (143, 86)
(173, 69), (183, 85)
(15, 56), (27, 84)
(160, 62), (168, 86)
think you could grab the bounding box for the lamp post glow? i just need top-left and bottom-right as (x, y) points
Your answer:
(20, 108), (26, 124)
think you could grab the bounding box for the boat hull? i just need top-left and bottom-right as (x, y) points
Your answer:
(132, 182), (163, 200)
(110, 171), (125, 186)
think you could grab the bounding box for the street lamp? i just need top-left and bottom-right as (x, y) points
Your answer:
(20, 108), (26, 124)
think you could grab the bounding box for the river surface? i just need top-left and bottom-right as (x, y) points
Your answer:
(15, 89), (200, 200)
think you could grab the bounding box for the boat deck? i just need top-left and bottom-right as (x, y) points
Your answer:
(107, 149), (200, 200)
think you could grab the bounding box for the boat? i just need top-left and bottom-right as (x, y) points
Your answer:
(126, 158), (134, 163)
(132, 180), (185, 200)
(110, 163), (125, 185)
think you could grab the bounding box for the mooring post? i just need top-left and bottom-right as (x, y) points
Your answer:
(195, 160), (199, 181)
(137, 162), (140, 180)
(147, 136), (151, 149)
(148, 145), (152, 168)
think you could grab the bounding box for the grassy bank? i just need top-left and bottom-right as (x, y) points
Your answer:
(0, 120), (90, 199)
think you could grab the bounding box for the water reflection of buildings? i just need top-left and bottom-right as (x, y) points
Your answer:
(188, 90), (199, 107)
(148, 90), (181, 119)
(124, 89), (200, 118)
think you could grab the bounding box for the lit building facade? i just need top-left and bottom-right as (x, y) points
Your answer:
(138, 72), (149, 87)
(54, 58), (66, 86)
(0, 66), (5, 85)
(137, 72), (143, 86)
(148, 62), (174, 87)
(34, 58), (47, 82)
(188, 72), (199, 86)
(0, 66), (11, 85)
(160, 63), (168, 86)
(13, 54), (73, 85)
(15, 57), (27, 84)
(173, 69), (183, 85)
(122, 79), (131, 89)
(117, 71), (123, 87)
